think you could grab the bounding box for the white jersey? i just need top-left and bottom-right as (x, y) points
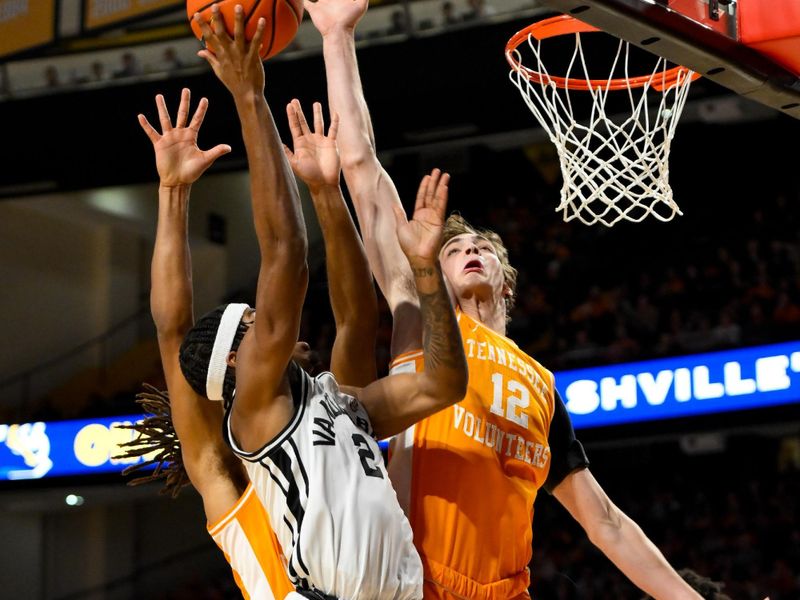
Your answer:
(224, 367), (423, 600)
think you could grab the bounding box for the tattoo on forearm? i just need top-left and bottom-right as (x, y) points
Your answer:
(418, 271), (464, 372)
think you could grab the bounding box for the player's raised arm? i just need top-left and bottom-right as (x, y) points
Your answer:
(136, 88), (246, 518)
(306, 0), (422, 357)
(143, 89), (230, 341)
(284, 99), (378, 386)
(195, 6), (308, 412)
(353, 170), (467, 439)
(552, 469), (703, 600)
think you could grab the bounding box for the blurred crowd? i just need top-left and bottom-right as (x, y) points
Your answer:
(1, 0), (518, 99)
(530, 435), (800, 599)
(4, 5), (798, 599)
(34, 47), (188, 92)
(498, 191), (800, 371)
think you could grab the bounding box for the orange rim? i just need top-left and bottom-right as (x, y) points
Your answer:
(505, 15), (700, 91)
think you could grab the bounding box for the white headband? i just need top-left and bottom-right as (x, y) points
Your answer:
(205, 303), (250, 401)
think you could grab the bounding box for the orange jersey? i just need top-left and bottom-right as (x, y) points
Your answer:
(389, 310), (557, 600)
(208, 484), (295, 600)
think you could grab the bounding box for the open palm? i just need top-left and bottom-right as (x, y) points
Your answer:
(284, 100), (340, 190)
(138, 89), (230, 187)
(395, 169), (450, 264)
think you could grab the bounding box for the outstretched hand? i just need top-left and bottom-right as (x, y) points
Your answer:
(194, 3), (266, 98)
(394, 169), (450, 266)
(304, 0), (368, 37)
(284, 100), (341, 192)
(138, 88), (231, 187)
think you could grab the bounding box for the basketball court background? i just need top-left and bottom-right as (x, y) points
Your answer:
(0, 1), (798, 598)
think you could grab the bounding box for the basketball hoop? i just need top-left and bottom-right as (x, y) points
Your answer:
(506, 15), (701, 227)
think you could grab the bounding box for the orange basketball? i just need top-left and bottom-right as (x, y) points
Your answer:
(187, 0), (303, 60)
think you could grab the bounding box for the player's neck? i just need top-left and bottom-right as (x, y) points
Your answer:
(458, 295), (507, 337)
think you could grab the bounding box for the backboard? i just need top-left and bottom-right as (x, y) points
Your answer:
(533, 0), (800, 118)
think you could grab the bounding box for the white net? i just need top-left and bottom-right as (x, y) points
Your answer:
(508, 28), (696, 227)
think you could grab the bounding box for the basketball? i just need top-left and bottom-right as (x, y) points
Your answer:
(187, 0), (304, 60)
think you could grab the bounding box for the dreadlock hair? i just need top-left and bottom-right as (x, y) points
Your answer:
(640, 569), (732, 600)
(178, 304), (250, 405)
(114, 384), (189, 498)
(441, 213), (519, 320)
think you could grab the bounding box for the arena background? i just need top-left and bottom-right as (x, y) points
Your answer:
(0, 1), (798, 599)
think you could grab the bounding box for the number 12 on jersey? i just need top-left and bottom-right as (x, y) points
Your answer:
(490, 373), (530, 428)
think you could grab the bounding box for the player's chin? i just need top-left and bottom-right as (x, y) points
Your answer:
(459, 270), (489, 287)
(462, 268), (487, 279)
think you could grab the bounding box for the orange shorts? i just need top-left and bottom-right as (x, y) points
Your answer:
(423, 579), (531, 600)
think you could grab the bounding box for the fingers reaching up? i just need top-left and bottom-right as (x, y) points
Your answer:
(138, 89), (231, 187)
(284, 100), (341, 191)
(413, 168), (449, 223)
(193, 4), (267, 98)
(395, 168), (450, 265)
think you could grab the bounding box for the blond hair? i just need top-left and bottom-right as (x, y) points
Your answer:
(441, 214), (518, 317)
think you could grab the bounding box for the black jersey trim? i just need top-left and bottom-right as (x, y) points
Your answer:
(262, 459), (311, 581)
(288, 559), (308, 589)
(268, 447), (310, 577)
(262, 458), (290, 498)
(268, 447), (306, 528)
(543, 388), (590, 494)
(288, 437), (310, 496)
(283, 515), (295, 538)
(224, 364), (309, 462)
